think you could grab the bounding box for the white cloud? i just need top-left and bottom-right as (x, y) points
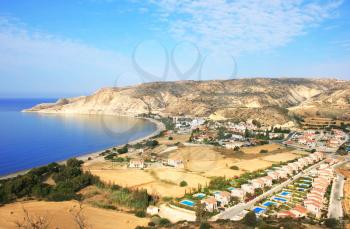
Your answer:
(150, 0), (343, 55)
(0, 17), (129, 96)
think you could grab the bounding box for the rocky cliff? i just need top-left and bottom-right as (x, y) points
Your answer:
(25, 78), (350, 125)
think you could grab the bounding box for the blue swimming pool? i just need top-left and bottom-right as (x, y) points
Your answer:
(280, 191), (291, 196)
(180, 200), (195, 207)
(301, 179), (312, 183)
(273, 197), (287, 202)
(298, 183), (310, 187)
(262, 201), (277, 207)
(298, 188), (306, 191)
(193, 193), (206, 198)
(253, 207), (266, 214)
(227, 187), (235, 191)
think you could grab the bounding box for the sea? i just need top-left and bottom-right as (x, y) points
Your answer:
(0, 98), (158, 176)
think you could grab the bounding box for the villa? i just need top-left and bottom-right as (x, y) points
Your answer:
(276, 169), (288, 178)
(214, 191), (231, 206)
(291, 205), (308, 218)
(201, 196), (218, 212)
(304, 200), (322, 218)
(251, 179), (265, 189)
(228, 188), (245, 199)
(241, 184), (255, 194)
(167, 158), (184, 168)
(267, 171), (280, 180)
(129, 159), (145, 169)
(261, 176), (273, 187)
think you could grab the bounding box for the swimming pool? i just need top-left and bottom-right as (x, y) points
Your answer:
(301, 179), (312, 183)
(193, 193), (206, 198)
(262, 201), (277, 207)
(272, 197), (287, 202)
(280, 191), (291, 196)
(253, 207), (266, 214)
(298, 183), (310, 187)
(227, 187), (235, 191)
(180, 200), (195, 207)
(298, 188), (306, 191)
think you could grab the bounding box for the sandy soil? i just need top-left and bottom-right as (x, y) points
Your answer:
(231, 158), (273, 172)
(240, 143), (283, 154)
(0, 201), (148, 229)
(260, 152), (301, 163)
(157, 134), (191, 145)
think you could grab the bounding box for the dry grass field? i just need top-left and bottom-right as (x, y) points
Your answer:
(84, 143), (302, 197)
(0, 201), (148, 229)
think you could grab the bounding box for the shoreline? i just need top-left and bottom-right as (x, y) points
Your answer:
(0, 116), (165, 180)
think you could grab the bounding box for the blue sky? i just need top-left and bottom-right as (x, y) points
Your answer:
(0, 0), (349, 98)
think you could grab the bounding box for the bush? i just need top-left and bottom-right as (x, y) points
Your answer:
(146, 140), (159, 147)
(200, 222), (211, 229)
(259, 149), (268, 154)
(168, 136), (173, 140)
(324, 218), (339, 228)
(243, 211), (257, 227)
(230, 165), (239, 170)
(135, 210), (146, 218)
(180, 180), (188, 187)
(117, 146), (128, 154)
(159, 218), (170, 226)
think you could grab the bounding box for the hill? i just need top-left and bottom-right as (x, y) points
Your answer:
(25, 78), (350, 126)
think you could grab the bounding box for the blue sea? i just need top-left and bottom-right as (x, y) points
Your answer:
(0, 98), (157, 176)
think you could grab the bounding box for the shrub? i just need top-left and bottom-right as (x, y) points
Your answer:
(230, 165), (239, 170)
(180, 180), (188, 187)
(168, 136), (173, 140)
(135, 210), (146, 218)
(324, 218), (339, 228)
(200, 222), (211, 229)
(159, 218), (170, 226)
(259, 149), (268, 154)
(146, 140), (159, 147)
(117, 146), (128, 154)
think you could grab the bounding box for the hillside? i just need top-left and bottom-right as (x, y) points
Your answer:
(25, 78), (350, 125)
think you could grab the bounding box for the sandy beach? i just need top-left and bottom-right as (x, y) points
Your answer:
(0, 116), (165, 180)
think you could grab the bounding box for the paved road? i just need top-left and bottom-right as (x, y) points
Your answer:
(328, 173), (345, 219)
(213, 160), (325, 220)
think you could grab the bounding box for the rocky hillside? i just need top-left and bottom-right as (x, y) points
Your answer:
(25, 78), (350, 125)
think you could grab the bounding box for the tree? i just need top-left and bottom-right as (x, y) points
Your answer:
(195, 201), (208, 222)
(234, 146), (240, 151)
(243, 211), (257, 227)
(180, 180), (188, 187)
(230, 165), (239, 170)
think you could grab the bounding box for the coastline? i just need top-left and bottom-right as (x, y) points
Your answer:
(0, 116), (165, 180)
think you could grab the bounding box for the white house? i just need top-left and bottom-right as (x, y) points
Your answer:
(214, 191), (231, 206)
(229, 188), (245, 199)
(251, 179), (264, 189)
(129, 159), (145, 168)
(167, 158), (183, 168)
(261, 176), (273, 187)
(304, 201), (322, 218)
(146, 206), (159, 216)
(201, 196), (218, 212)
(241, 184), (255, 194)
(267, 171), (279, 180)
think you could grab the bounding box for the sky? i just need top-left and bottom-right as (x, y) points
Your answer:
(0, 0), (349, 98)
